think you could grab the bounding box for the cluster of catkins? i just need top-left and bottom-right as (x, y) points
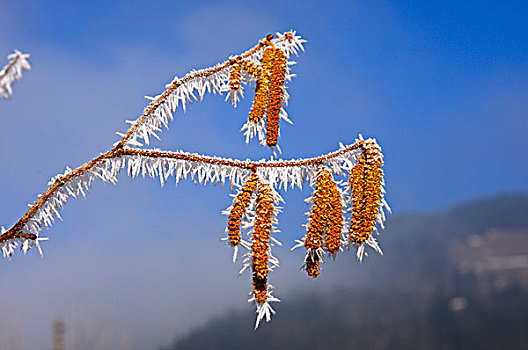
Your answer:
(0, 31), (388, 329)
(225, 170), (282, 327)
(228, 35), (288, 149)
(301, 140), (386, 278)
(226, 173), (277, 300)
(223, 140), (386, 328)
(303, 166), (343, 278)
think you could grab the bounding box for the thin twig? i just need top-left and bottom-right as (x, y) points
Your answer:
(1, 51), (31, 99)
(0, 55), (19, 80)
(114, 36), (279, 149)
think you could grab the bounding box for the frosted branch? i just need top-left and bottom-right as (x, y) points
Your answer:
(113, 31), (306, 149)
(0, 32), (389, 329)
(0, 138), (370, 257)
(0, 50), (31, 99)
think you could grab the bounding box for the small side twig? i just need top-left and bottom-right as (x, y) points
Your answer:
(0, 50), (31, 99)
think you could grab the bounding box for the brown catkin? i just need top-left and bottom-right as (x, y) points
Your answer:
(265, 48), (287, 147)
(249, 47), (275, 123)
(227, 173), (258, 246)
(349, 143), (383, 246)
(349, 150), (366, 241)
(229, 62), (242, 90)
(325, 178), (343, 255)
(252, 181), (274, 303)
(304, 167), (343, 277)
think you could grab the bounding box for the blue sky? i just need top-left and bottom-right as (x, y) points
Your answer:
(0, 0), (527, 348)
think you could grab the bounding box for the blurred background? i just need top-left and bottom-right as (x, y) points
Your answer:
(0, 0), (527, 349)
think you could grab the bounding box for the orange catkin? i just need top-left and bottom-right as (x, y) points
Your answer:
(265, 48), (287, 147)
(349, 144), (383, 246)
(324, 177), (343, 255)
(227, 173), (258, 246)
(249, 47), (275, 123)
(229, 62), (242, 90)
(252, 181), (274, 303)
(304, 167), (343, 277)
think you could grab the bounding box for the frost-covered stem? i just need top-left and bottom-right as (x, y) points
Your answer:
(0, 150), (119, 242)
(114, 35), (278, 149)
(0, 56), (19, 80)
(1, 50), (31, 99)
(117, 142), (362, 168)
(0, 141), (362, 243)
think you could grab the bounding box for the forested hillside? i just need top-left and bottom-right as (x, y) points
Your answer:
(162, 194), (528, 350)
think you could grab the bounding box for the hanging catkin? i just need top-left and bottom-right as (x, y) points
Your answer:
(227, 172), (258, 246)
(252, 181), (274, 304)
(304, 167), (343, 277)
(324, 174), (343, 256)
(229, 60), (242, 91)
(265, 48), (287, 147)
(304, 200), (324, 278)
(349, 143), (383, 246)
(249, 47), (275, 123)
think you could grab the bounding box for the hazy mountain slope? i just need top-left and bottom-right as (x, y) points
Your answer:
(162, 193), (528, 350)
